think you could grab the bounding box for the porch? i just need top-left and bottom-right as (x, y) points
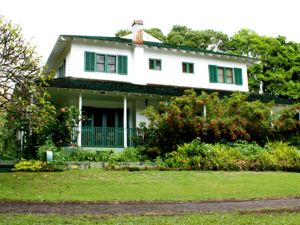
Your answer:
(47, 87), (161, 148)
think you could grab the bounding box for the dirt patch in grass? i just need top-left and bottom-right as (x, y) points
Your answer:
(1, 198), (300, 215)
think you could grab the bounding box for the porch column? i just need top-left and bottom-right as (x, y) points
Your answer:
(78, 93), (82, 147)
(203, 104), (207, 119)
(123, 96), (128, 148)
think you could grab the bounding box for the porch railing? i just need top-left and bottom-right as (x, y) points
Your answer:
(81, 127), (138, 148)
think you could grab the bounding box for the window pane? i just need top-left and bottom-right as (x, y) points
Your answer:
(96, 63), (105, 72)
(108, 64), (116, 73)
(108, 56), (116, 64)
(156, 60), (161, 70)
(189, 64), (194, 73)
(149, 59), (154, 69)
(226, 68), (233, 83)
(96, 55), (105, 63)
(218, 68), (224, 83)
(182, 63), (187, 72)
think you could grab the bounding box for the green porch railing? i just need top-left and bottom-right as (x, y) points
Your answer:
(81, 127), (138, 148)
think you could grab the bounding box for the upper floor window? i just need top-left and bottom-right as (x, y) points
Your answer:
(107, 55), (116, 73)
(182, 62), (194, 74)
(149, 59), (161, 70)
(57, 59), (66, 78)
(95, 54), (116, 73)
(217, 67), (233, 84)
(209, 65), (243, 85)
(96, 54), (105, 72)
(85, 51), (127, 75)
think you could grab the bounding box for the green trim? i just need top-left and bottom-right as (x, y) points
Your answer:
(182, 62), (194, 74)
(209, 65), (218, 83)
(234, 68), (243, 85)
(117, 55), (128, 75)
(84, 51), (96, 72)
(48, 77), (297, 105)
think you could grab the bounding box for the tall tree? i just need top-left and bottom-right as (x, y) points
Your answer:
(166, 25), (229, 51)
(144, 28), (165, 42)
(226, 29), (300, 99)
(115, 29), (131, 38)
(0, 16), (55, 158)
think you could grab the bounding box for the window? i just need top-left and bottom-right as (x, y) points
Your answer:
(96, 54), (105, 72)
(107, 55), (116, 73)
(209, 65), (242, 85)
(226, 68), (233, 84)
(217, 67), (225, 83)
(182, 62), (194, 73)
(57, 59), (66, 78)
(84, 52), (127, 75)
(149, 59), (161, 70)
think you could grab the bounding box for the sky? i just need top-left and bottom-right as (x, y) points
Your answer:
(1, 0), (300, 63)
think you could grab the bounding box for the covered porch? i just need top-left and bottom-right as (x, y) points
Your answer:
(48, 86), (162, 148)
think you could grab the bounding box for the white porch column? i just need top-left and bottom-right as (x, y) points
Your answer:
(123, 96), (128, 148)
(77, 93), (82, 147)
(203, 104), (207, 119)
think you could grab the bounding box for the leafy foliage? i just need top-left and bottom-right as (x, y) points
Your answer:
(14, 160), (45, 172)
(166, 25), (229, 51)
(140, 90), (276, 155)
(226, 30), (300, 99)
(115, 29), (131, 38)
(51, 106), (79, 147)
(162, 140), (300, 171)
(0, 16), (56, 159)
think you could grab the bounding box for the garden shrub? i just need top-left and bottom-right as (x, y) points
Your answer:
(164, 151), (190, 169)
(14, 160), (45, 172)
(265, 142), (300, 171)
(14, 160), (65, 172)
(211, 144), (242, 171)
(159, 140), (300, 172)
(140, 90), (275, 156)
(50, 147), (146, 163)
(118, 147), (144, 162)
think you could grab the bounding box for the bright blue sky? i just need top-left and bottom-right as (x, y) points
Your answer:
(2, 0), (300, 63)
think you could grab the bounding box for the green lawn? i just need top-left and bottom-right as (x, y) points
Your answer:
(1, 212), (300, 225)
(1, 169), (300, 202)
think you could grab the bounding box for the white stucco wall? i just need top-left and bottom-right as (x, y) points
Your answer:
(63, 39), (249, 92)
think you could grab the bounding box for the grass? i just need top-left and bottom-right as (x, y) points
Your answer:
(1, 212), (300, 225)
(1, 169), (300, 202)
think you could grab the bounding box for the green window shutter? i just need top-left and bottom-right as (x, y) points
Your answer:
(117, 55), (128, 75)
(234, 68), (243, 85)
(208, 65), (218, 83)
(84, 52), (95, 71)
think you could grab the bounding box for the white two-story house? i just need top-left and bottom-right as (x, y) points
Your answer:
(46, 20), (257, 149)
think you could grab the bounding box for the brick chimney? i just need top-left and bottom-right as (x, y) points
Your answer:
(132, 20), (143, 44)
